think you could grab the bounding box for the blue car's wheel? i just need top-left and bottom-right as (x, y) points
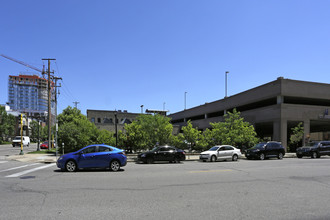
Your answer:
(110, 160), (120, 172)
(66, 160), (77, 172)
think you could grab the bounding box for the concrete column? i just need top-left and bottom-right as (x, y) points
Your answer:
(273, 119), (288, 151)
(205, 114), (208, 119)
(303, 120), (310, 145)
(280, 119), (288, 151)
(273, 120), (280, 141)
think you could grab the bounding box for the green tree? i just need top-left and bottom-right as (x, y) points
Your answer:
(57, 106), (99, 152)
(124, 114), (173, 151)
(30, 120), (42, 142)
(96, 129), (116, 146)
(181, 120), (201, 151)
(209, 109), (258, 149)
(197, 128), (215, 150)
(289, 122), (304, 152)
(170, 133), (185, 150)
(0, 106), (16, 143)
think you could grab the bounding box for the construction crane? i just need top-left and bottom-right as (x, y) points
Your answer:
(1, 54), (45, 77)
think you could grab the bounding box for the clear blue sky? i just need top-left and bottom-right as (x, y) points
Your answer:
(1, 0), (330, 115)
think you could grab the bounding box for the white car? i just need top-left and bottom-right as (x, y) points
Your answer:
(200, 145), (242, 162)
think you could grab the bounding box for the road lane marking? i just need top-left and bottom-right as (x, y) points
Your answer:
(5, 163), (55, 178)
(0, 161), (8, 164)
(0, 163), (39, 173)
(189, 169), (233, 174)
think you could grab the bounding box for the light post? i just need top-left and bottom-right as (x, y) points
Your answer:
(37, 120), (40, 151)
(163, 102), (166, 111)
(225, 71), (229, 98)
(184, 92), (187, 110)
(140, 105), (144, 114)
(114, 111), (118, 147)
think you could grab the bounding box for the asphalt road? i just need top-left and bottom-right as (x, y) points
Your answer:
(0, 143), (37, 157)
(1, 146), (330, 220)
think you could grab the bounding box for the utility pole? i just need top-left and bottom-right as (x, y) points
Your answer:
(53, 76), (62, 157)
(73, 101), (80, 109)
(42, 58), (56, 151)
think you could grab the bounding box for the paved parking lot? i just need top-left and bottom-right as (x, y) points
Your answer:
(1, 153), (330, 220)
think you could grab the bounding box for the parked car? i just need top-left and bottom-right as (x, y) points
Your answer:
(296, 141), (330, 158)
(56, 144), (127, 172)
(245, 141), (285, 160)
(200, 145), (242, 162)
(40, 141), (49, 149)
(137, 145), (186, 164)
(12, 136), (30, 147)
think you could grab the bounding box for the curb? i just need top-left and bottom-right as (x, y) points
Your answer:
(7, 153), (298, 164)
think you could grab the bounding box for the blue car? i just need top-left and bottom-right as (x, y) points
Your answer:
(57, 144), (127, 172)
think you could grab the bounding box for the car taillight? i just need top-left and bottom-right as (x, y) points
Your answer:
(182, 151), (186, 154)
(119, 152), (126, 156)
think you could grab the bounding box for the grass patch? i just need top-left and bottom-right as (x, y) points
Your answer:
(28, 149), (56, 154)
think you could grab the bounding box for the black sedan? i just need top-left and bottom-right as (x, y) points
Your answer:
(137, 145), (186, 164)
(296, 141), (330, 158)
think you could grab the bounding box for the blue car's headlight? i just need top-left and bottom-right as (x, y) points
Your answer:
(141, 154), (146, 158)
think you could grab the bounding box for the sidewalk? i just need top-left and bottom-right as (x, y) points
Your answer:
(7, 152), (298, 164)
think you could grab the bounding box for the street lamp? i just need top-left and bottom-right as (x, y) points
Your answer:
(140, 105), (144, 114)
(225, 71), (229, 98)
(114, 111), (118, 147)
(184, 92), (187, 110)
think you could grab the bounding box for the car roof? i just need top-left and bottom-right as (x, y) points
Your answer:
(213, 145), (234, 147)
(158, 145), (176, 148)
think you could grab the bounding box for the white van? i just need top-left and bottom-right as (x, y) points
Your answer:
(12, 136), (30, 147)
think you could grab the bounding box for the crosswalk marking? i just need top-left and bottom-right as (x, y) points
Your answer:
(0, 161), (8, 164)
(0, 163), (39, 173)
(5, 163), (56, 178)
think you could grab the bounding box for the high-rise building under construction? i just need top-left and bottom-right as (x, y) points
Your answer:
(8, 74), (55, 117)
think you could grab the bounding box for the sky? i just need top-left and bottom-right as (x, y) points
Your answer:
(1, 0), (330, 116)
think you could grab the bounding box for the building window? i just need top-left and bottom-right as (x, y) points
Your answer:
(91, 118), (95, 123)
(97, 118), (101, 123)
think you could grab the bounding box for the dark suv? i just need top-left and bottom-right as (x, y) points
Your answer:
(245, 142), (285, 160)
(137, 145), (186, 164)
(296, 141), (330, 159)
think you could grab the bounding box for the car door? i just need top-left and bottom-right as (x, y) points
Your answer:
(78, 146), (97, 168)
(155, 147), (167, 161)
(319, 142), (328, 156)
(265, 143), (275, 157)
(94, 146), (113, 167)
(325, 142), (330, 155)
(217, 146), (226, 160)
(158, 147), (173, 161)
(225, 146), (234, 159)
